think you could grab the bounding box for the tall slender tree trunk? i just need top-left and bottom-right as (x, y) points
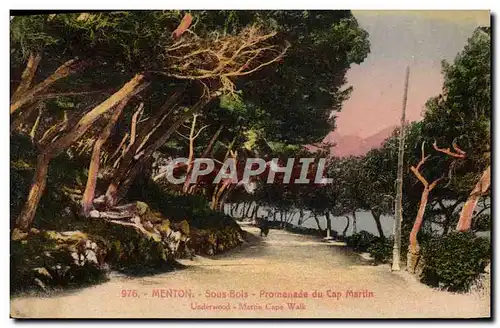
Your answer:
(81, 98), (135, 216)
(456, 165), (491, 231)
(240, 202), (247, 217)
(352, 211), (357, 235)
(182, 115), (199, 193)
(188, 124), (223, 195)
(245, 202), (253, 218)
(392, 66), (410, 271)
(252, 205), (260, 220)
(15, 74), (146, 231)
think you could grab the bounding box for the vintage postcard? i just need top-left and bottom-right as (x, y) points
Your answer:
(9, 10), (491, 319)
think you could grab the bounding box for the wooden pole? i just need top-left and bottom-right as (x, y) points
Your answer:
(392, 66), (410, 271)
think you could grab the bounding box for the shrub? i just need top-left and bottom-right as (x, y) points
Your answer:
(345, 231), (378, 252)
(420, 231), (490, 292)
(367, 237), (393, 263)
(10, 230), (108, 294)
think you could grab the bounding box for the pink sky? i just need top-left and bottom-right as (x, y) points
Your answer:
(334, 10), (490, 138)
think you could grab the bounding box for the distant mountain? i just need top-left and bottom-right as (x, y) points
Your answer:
(306, 125), (397, 157)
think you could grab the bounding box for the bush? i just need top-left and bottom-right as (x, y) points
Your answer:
(345, 231), (378, 252)
(367, 237), (393, 263)
(11, 230), (108, 294)
(420, 231), (490, 292)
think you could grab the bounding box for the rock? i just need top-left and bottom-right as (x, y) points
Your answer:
(33, 267), (51, 279)
(85, 249), (98, 264)
(11, 228), (28, 241)
(137, 201), (163, 224)
(143, 221), (155, 233)
(89, 210), (101, 218)
(136, 201), (149, 216)
(174, 220), (190, 235)
(34, 278), (46, 290)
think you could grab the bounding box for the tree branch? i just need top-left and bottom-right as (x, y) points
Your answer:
(433, 140), (466, 159)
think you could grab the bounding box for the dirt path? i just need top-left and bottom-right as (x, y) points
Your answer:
(10, 224), (490, 318)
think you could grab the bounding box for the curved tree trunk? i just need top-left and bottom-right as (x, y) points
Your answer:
(212, 180), (231, 211)
(407, 187), (431, 273)
(371, 209), (385, 238)
(456, 165), (491, 231)
(343, 215), (350, 237)
(15, 154), (50, 231)
(218, 183), (236, 212)
(312, 213), (322, 231)
(407, 152), (442, 274)
(15, 74), (146, 231)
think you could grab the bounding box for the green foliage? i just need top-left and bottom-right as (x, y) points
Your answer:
(10, 15), (60, 60)
(11, 12), (181, 71)
(10, 232), (107, 293)
(422, 26), (490, 195)
(420, 231), (490, 292)
(243, 12), (370, 145)
(367, 238), (393, 263)
(345, 231), (378, 252)
(191, 10), (370, 146)
(472, 214), (491, 232)
(10, 135), (37, 226)
(10, 133), (89, 229)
